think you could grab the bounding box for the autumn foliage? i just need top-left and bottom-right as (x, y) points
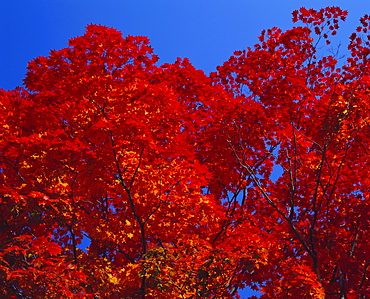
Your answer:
(0, 7), (369, 298)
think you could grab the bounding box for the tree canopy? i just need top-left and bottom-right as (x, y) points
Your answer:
(0, 6), (369, 298)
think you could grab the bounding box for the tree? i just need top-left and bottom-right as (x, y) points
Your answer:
(0, 6), (369, 298)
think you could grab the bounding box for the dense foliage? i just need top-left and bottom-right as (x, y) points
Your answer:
(0, 7), (369, 298)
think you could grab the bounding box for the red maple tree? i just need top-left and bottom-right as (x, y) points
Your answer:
(0, 7), (369, 298)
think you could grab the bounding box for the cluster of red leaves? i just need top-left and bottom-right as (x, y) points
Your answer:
(292, 7), (347, 43)
(0, 6), (369, 299)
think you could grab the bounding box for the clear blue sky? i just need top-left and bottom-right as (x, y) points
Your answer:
(1, 0), (369, 92)
(1, 0), (369, 297)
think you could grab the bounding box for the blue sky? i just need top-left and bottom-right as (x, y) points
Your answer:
(1, 0), (369, 91)
(1, 0), (369, 297)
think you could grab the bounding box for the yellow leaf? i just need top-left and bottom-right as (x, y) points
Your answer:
(107, 273), (119, 284)
(58, 177), (69, 188)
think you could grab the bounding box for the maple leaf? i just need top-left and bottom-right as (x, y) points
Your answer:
(1, 6), (369, 299)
